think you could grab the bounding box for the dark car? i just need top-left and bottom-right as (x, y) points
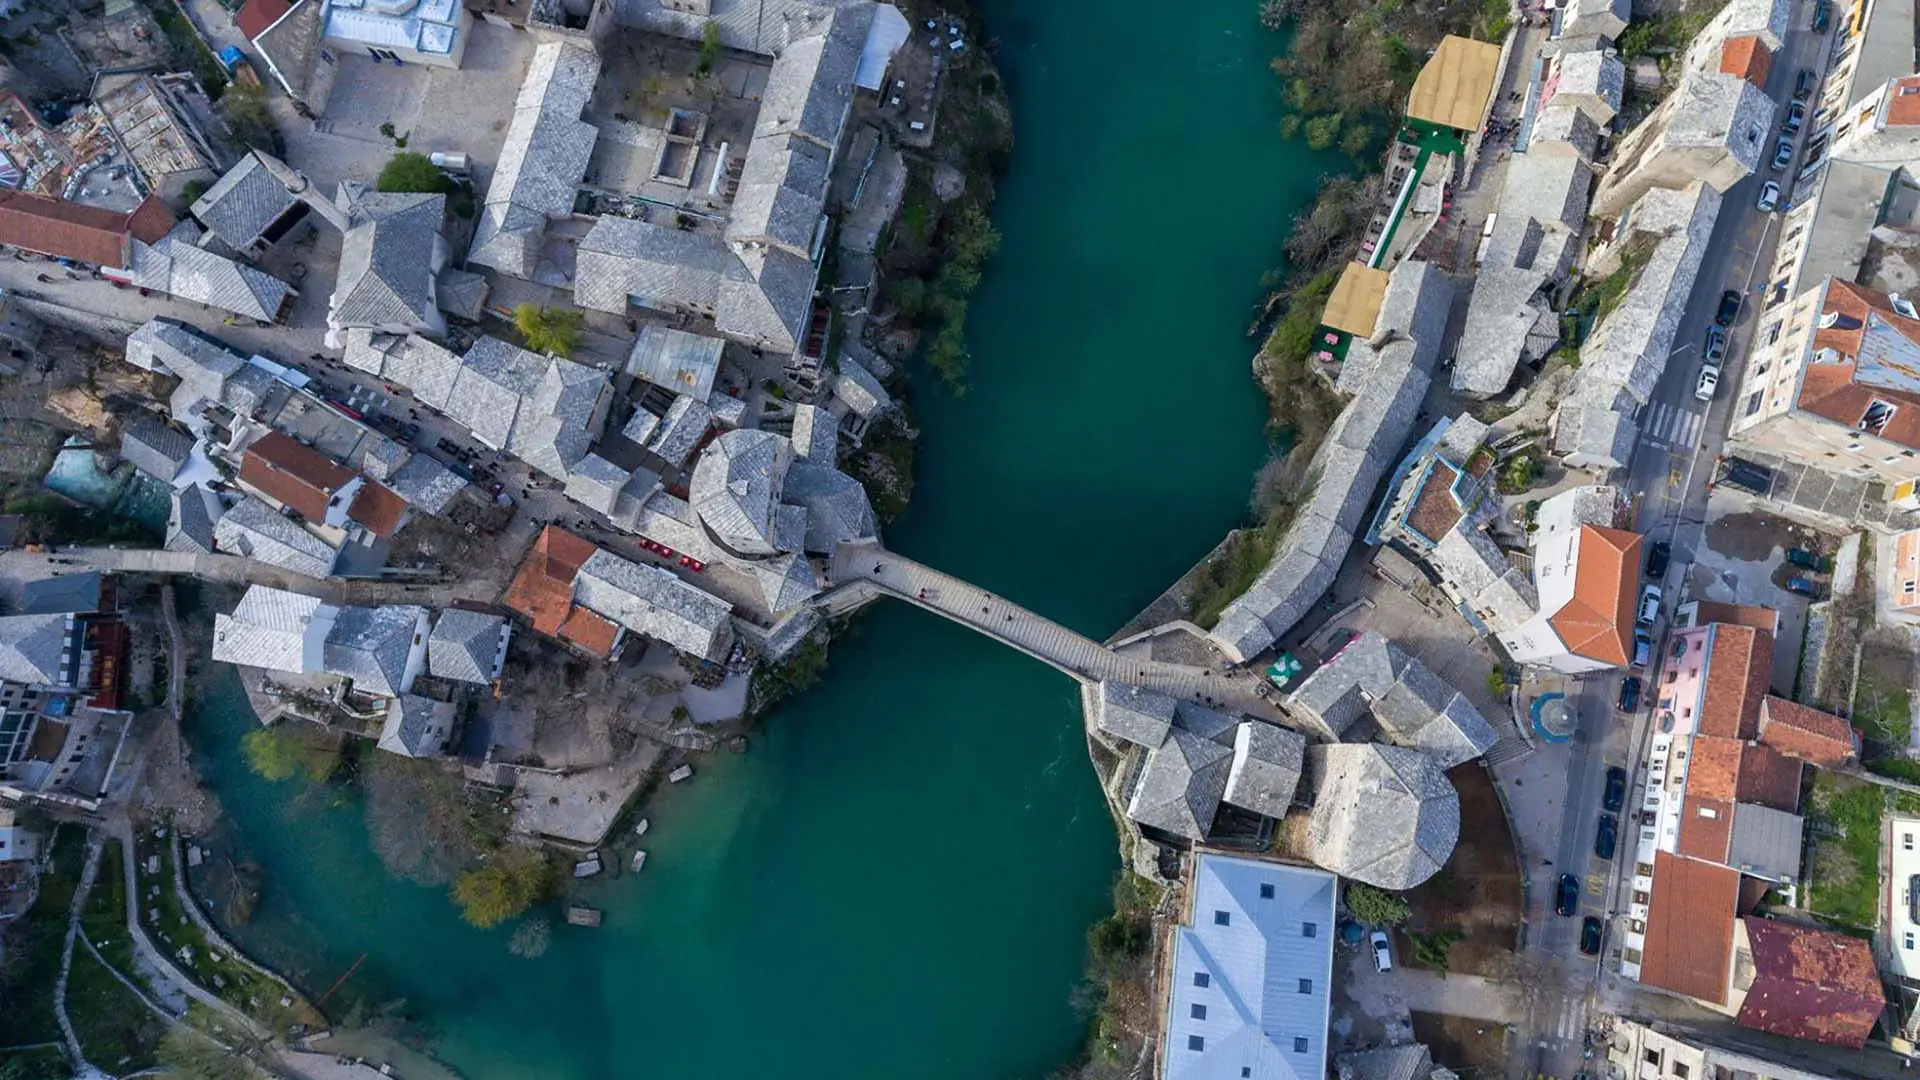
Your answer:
(1617, 676), (1642, 714)
(1555, 873), (1581, 917)
(1786, 547), (1828, 571)
(1603, 766), (1627, 812)
(1786, 576), (1825, 598)
(1795, 68), (1817, 99)
(1580, 916), (1603, 956)
(1716, 289), (1743, 326)
(1645, 540), (1671, 580)
(1594, 813), (1618, 860)
(1718, 457), (1774, 495)
(1813, 0), (1831, 32)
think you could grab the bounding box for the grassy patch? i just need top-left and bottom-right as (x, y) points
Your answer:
(1616, 3), (1725, 64)
(1187, 503), (1296, 630)
(0, 825), (85, 1046)
(1571, 233), (1659, 325)
(80, 838), (137, 979)
(0, 1046), (71, 1079)
(1806, 772), (1883, 930)
(132, 830), (297, 1026)
(66, 943), (166, 1073)
(1852, 659), (1913, 748)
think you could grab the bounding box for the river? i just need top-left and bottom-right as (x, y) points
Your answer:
(183, 2), (1322, 1076)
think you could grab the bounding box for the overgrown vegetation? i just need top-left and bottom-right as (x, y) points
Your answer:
(747, 631), (831, 720)
(363, 752), (505, 885)
(697, 21), (722, 77)
(513, 304), (585, 359)
(1187, 501), (1294, 630)
(917, 204), (1001, 392)
(1345, 882), (1410, 926)
(0, 825), (83, 1046)
(219, 82), (275, 153)
(142, 0), (229, 101)
(80, 838), (136, 978)
(3, 491), (159, 546)
(1570, 233), (1658, 326)
(376, 152), (452, 195)
(66, 942), (166, 1073)
(1058, 873), (1161, 1080)
(450, 845), (552, 928)
(1616, 4), (1723, 74)
(133, 829), (302, 1027)
(241, 723), (342, 784)
(1806, 773), (1883, 930)
(1405, 927), (1463, 973)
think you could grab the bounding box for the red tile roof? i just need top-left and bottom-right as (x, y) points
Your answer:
(1640, 852), (1739, 1005)
(347, 480), (407, 538)
(235, 0), (291, 39)
(1797, 279), (1920, 449)
(0, 190), (172, 266)
(1735, 741), (1803, 812)
(1886, 75), (1920, 128)
(1687, 735), (1743, 802)
(504, 526), (617, 658)
(1736, 918), (1883, 1047)
(1549, 525), (1642, 667)
(1698, 624), (1771, 739)
(1719, 34), (1773, 87)
(238, 431), (355, 522)
(1692, 602), (1779, 633)
(1758, 695), (1858, 766)
(1677, 796), (1734, 863)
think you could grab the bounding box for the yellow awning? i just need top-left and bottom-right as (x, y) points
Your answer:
(1406, 35), (1502, 132)
(1322, 263), (1391, 337)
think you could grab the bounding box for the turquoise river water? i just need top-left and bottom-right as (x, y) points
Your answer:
(184, 3), (1333, 1076)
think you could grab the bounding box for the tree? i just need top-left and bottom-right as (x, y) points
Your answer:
(1340, 122), (1375, 161)
(451, 846), (550, 928)
(508, 916), (552, 958)
(241, 725), (339, 784)
(220, 82), (274, 152)
(1303, 112), (1343, 152)
(512, 304), (584, 358)
(1344, 882), (1410, 926)
(157, 1026), (254, 1080)
(1258, 0), (1289, 30)
(1406, 927), (1462, 973)
(697, 20), (722, 76)
(376, 152), (449, 194)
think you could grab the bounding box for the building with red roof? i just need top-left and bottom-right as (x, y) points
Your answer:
(1504, 486), (1642, 673)
(504, 526), (620, 659)
(235, 430), (410, 542)
(235, 0), (292, 39)
(1733, 918), (1883, 1047)
(0, 191), (173, 268)
(1757, 695), (1858, 767)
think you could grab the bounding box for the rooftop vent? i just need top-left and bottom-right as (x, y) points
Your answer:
(1819, 310), (1863, 331)
(1893, 293), (1918, 319)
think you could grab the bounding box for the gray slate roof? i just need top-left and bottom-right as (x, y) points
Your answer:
(648, 394), (714, 467)
(753, 552), (820, 614)
(468, 42), (601, 278)
(790, 402), (836, 464)
(191, 152), (302, 249)
(122, 222), (294, 322)
(378, 694), (455, 757)
(783, 460), (876, 553)
(574, 217), (816, 353)
(120, 413), (194, 482)
(1336, 1044), (1439, 1080)
(572, 548), (733, 659)
(1126, 725), (1233, 841)
(332, 189), (445, 329)
(427, 608), (508, 684)
(19, 573), (101, 616)
(1305, 743), (1459, 889)
(0, 613), (71, 685)
(506, 355), (608, 480)
(343, 331), (464, 411)
(1094, 681), (1177, 747)
(166, 483), (224, 553)
(385, 453), (467, 515)
(729, 133), (831, 258)
(832, 357), (892, 418)
(1284, 631), (1497, 768)
(565, 453), (634, 516)
(210, 585), (325, 673)
(435, 268), (490, 320)
(213, 497), (338, 578)
(1222, 720), (1306, 818)
(322, 604), (425, 698)
(691, 428), (791, 556)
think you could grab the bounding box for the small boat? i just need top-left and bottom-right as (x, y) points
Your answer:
(566, 906), (602, 927)
(633, 818), (650, 838)
(572, 856), (602, 878)
(631, 850), (648, 872)
(668, 765), (694, 784)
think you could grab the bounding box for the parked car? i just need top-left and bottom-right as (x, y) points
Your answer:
(1580, 916), (1603, 956)
(1786, 576), (1825, 598)
(1784, 100), (1807, 133)
(1696, 364), (1721, 402)
(1717, 456), (1773, 494)
(1617, 676), (1642, 713)
(1716, 289), (1743, 326)
(1813, 0), (1831, 32)
(1595, 813), (1618, 860)
(1795, 68), (1818, 99)
(1786, 547), (1829, 571)
(1645, 540), (1671, 579)
(1603, 766), (1627, 812)
(1370, 929), (1393, 973)
(1636, 583), (1663, 625)
(1704, 325), (1728, 364)
(1555, 873), (1581, 917)
(1631, 628), (1653, 668)
(1772, 135), (1796, 171)
(1757, 179), (1781, 213)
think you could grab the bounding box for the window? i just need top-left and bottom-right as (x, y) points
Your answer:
(1188, 1036), (1205, 1052)
(1905, 932), (1915, 950)
(1259, 883), (1275, 899)
(1298, 978), (1313, 994)
(1243, 1070), (1252, 1079)
(1674, 1065), (1690, 1080)
(1908, 832), (1914, 850)
(1194, 972), (1210, 988)
(1646, 1051), (1662, 1067)
(1301, 921), (1317, 938)
(1294, 1037), (1310, 1054)
(1191, 1004), (1207, 1020)
(1743, 391), (1764, 418)
(1213, 910), (1230, 926)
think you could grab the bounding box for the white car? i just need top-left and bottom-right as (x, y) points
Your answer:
(1370, 930), (1393, 973)
(1696, 364), (1721, 402)
(1637, 583), (1664, 625)
(1757, 180), (1781, 213)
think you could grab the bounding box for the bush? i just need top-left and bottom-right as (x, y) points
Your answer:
(1344, 882), (1410, 926)
(513, 304), (584, 358)
(376, 152), (449, 194)
(1302, 112), (1343, 151)
(220, 82), (274, 151)
(1487, 666), (1509, 697)
(240, 725), (340, 784)
(451, 846), (550, 928)
(1406, 927), (1462, 972)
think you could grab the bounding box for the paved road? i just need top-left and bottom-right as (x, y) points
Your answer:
(831, 541), (1289, 723)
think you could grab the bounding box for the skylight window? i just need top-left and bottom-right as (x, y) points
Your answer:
(1189, 1036), (1205, 1052)
(1259, 883), (1275, 899)
(1214, 910), (1230, 926)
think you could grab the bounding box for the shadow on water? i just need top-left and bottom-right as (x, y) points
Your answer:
(43, 436), (170, 536)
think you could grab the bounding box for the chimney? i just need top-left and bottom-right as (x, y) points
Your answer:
(255, 149), (350, 233)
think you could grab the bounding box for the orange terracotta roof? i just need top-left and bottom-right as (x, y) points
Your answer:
(235, 0), (291, 39)
(1736, 740), (1804, 812)
(1758, 696), (1857, 766)
(1719, 34), (1772, 87)
(1698, 624), (1771, 739)
(1548, 525), (1641, 666)
(125, 195), (175, 245)
(238, 431), (356, 522)
(1885, 75), (1920, 128)
(505, 525), (614, 657)
(1737, 918), (1884, 1048)
(0, 189), (164, 266)
(1686, 735), (1743, 802)
(557, 607), (619, 658)
(1677, 796), (1734, 863)
(1640, 851), (1739, 1005)
(1798, 278), (1920, 449)
(1406, 460), (1465, 542)
(347, 480), (407, 537)
(1692, 602), (1779, 633)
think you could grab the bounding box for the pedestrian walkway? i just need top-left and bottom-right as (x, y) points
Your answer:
(830, 542), (1287, 723)
(1640, 402), (1704, 450)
